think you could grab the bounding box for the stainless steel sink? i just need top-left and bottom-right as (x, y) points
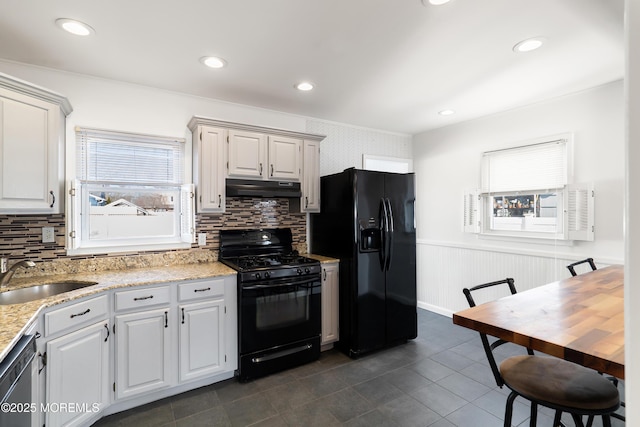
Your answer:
(0, 281), (98, 305)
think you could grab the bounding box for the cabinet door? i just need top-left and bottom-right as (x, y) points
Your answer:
(227, 130), (266, 179)
(0, 89), (63, 213)
(46, 321), (110, 427)
(179, 299), (225, 382)
(302, 140), (320, 212)
(321, 262), (340, 346)
(268, 135), (301, 181)
(115, 308), (172, 400)
(196, 126), (226, 212)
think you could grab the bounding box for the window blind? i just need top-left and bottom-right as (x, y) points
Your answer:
(481, 138), (568, 193)
(76, 127), (185, 185)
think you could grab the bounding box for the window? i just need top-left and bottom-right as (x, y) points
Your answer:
(362, 154), (413, 173)
(464, 133), (594, 241)
(68, 128), (194, 254)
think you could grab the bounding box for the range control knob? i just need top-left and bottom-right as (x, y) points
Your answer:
(304, 268), (310, 274)
(296, 268), (303, 275)
(264, 271), (271, 279)
(254, 272), (261, 280)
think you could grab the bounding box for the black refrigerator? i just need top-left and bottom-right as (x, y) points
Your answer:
(310, 168), (417, 358)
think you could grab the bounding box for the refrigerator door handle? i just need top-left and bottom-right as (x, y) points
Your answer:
(379, 198), (389, 271)
(385, 198), (394, 271)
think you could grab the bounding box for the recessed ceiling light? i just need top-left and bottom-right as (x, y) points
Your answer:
(55, 18), (95, 36)
(513, 37), (545, 53)
(438, 109), (455, 116)
(421, 0), (451, 5)
(295, 82), (314, 91)
(200, 56), (227, 69)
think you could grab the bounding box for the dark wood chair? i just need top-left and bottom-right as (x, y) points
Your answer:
(463, 278), (620, 427)
(566, 258), (597, 276)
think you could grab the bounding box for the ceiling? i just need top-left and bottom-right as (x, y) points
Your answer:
(0, 0), (625, 135)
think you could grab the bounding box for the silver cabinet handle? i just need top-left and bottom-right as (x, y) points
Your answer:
(305, 196), (309, 208)
(49, 190), (55, 208)
(259, 163), (263, 175)
(270, 164), (274, 177)
(218, 195), (222, 208)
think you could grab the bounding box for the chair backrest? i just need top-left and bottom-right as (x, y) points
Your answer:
(462, 278), (533, 388)
(566, 258), (597, 276)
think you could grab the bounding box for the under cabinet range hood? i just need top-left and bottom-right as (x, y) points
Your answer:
(226, 179), (302, 198)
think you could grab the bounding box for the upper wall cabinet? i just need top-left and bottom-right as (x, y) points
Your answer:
(188, 117), (324, 213)
(0, 73), (72, 214)
(302, 139), (321, 212)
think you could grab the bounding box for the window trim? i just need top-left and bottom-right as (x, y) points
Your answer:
(66, 127), (195, 255)
(463, 133), (594, 242)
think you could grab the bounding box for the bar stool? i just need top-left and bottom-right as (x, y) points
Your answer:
(463, 279), (620, 427)
(566, 258), (597, 276)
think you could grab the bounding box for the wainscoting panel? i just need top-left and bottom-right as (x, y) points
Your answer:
(417, 240), (614, 317)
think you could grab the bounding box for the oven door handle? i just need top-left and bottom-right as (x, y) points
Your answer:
(242, 277), (320, 290)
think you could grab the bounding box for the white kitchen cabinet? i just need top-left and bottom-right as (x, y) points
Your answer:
(301, 139), (321, 212)
(0, 73), (72, 213)
(114, 307), (173, 400)
(227, 131), (301, 181)
(227, 129), (267, 179)
(188, 117), (324, 212)
(321, 262), (339, 347)
(267, 135), (301, 181)
(193, 125), (227, 213)
(179, 299), (225, 382)
(46, 320), (110, 427)
(177, 276), (236, 382)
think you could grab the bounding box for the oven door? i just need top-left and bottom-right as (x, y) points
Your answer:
(239, 275), (321, 355)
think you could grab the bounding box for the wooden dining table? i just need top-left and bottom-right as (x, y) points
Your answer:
(452, 264), (624, 379)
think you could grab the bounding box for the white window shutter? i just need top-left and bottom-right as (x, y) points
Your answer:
(181, 184), (196, 243)
(463, 190), (481, 233)
(68, 180), (81, 250)
(565, 184), (594, 241)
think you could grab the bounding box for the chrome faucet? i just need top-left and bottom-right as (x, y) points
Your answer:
(0, 258), (36, 288)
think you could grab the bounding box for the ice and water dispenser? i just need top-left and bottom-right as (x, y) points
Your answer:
(359, 218), (381, 252)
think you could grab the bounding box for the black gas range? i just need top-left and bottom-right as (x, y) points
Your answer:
(219, 228), (322, 382)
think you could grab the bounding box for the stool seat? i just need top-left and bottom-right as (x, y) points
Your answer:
(500, 355), (620, 412)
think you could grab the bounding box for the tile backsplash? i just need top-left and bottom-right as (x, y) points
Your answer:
(0, 197), (306, 277)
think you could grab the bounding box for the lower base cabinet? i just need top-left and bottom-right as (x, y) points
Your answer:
(46, 320), (110, 427)
(115, 307), (172, 400)
(321, 262), (340, 347)
(179, 299), (225, 382)
(35, 274), (236, 426)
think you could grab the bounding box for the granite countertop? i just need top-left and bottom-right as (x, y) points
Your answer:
(304, 254), (339, 263)
(0, 262), (236, 362)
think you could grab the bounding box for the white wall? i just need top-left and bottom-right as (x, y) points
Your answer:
(0, 60), (412, 181)
(305, 119), (412, 176)
(413, 81), (624, 314)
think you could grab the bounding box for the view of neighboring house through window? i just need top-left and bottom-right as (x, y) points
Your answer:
(68, 127), (194, 254)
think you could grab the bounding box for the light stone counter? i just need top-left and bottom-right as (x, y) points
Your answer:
(305, 254), (339, 263)
(0, 262), (236, 362)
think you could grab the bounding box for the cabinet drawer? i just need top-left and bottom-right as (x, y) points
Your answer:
(178, 278), (225, 302)
(115, 286), (171, 311)
(44, 295), (109, 337)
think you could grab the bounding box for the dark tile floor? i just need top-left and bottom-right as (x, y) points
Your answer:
(92, 309), (625, 426)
